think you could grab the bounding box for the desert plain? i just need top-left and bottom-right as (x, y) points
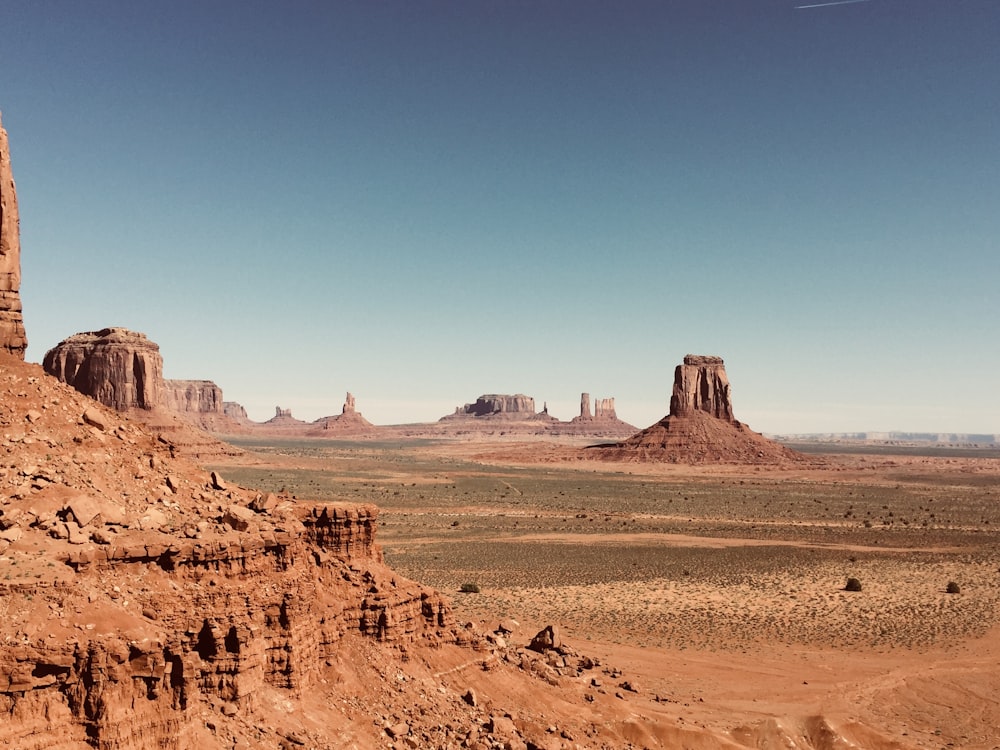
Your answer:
(209, 435), (1000, 749)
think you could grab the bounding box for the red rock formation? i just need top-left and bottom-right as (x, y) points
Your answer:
(223, 401), (249, 422)
(0, 354), (457, 749)
(42, 328), (164, 410)
(580, 392), (592, 419)
(309, 392), (376, 435)
(595, 355), (800, 464)
(670, 355), (734, 422)
(447, 394), (538, 418)
(0, 113), (27, 358)
(162, 379), (223, 415)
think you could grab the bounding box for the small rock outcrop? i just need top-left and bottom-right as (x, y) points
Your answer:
(224, 401), (250, 423)
(42, 328), (164, 410)
(343, 391), (356, 414)
(669, 355), (734, 422)
(0, 113), (27, 358)
(594, 355), (800, 464)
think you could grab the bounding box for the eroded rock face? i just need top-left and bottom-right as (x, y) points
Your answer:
(0, 114), (27, 358)
(669, 355), (734, 423)
(163, 379), (223, 414)
(0, 355), (457, 749)
(343, 391), (356, 414)
(42, 328), (163, 410)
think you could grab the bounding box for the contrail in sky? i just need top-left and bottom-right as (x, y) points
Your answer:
(795, 0), (870, 8)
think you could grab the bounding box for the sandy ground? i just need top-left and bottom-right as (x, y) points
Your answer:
(212, 437), (1000, 748)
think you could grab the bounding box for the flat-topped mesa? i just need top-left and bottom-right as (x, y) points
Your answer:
(0, 113), (27, 358)
(669, 354), (735, 423)
(163, 379), (224, 415)
(43, 327), (164, 410)
(454, 394), (536, 417)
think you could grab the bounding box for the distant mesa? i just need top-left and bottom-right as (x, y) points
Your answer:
(594, 355), (800, 464)
(0, 113), (27, 358)
(443, 394), (551, 420)
(163, 379), (224, 416)
(223, 401), (251, 424)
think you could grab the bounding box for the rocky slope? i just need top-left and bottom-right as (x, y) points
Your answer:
(0, 114), (27, 359)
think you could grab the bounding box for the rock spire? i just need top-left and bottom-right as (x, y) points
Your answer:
(0, 113), (27, 358)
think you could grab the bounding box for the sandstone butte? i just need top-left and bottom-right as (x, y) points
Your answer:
(0, 113), (27, 358)
(593, 355), (801, 463)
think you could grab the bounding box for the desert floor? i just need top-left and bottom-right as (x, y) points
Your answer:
(212, 438), (1000, 749)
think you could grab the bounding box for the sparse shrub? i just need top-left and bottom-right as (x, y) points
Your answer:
(946, 581), (961, 594)
(844, 577), (863, 592)
(460, 582), (481, 594)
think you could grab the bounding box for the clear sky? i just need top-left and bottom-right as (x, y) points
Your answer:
(2, 1), (997, 433)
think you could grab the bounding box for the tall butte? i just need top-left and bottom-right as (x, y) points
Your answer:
(594, 354), (800, 463)
(0, 112), (27, 358)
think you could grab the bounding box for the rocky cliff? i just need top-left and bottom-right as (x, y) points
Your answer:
(223, 402), (249, 423)
(42, 328), (164, 410)
(669, 355), (734, 422)
(0, 354), (456, 749)
(0, 114), (27, 358)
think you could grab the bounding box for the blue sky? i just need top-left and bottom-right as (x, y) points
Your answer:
(2, 1), (997, 432)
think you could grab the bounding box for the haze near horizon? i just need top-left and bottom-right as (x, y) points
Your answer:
(1, 1), (997, 433)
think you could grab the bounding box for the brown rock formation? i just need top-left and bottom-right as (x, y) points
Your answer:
(594, 355), (800, 464)
(595, 397), (616, 419)
(0, 113), (27, 358)
(42, 327), (164, 410)
(580, 392), (592, 419)
(445, 394), (538, 419)
(223, 401), (249, 422)
(163, 379), (223, 415)
(309, 392), (376, 435)
(670, 354), (734, 422)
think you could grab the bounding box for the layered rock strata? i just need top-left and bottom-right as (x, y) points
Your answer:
(0, 114), (27, 358)
(42, 328), (164, 410)
(0, 354), (456, 749)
